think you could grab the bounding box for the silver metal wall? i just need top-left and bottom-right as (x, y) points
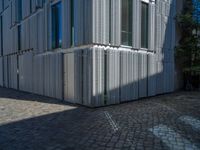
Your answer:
(19, 52), (63, 99)
(0, 0), (177, 107)
(64, 46), (161, 107)
(0, 57), (3, 86)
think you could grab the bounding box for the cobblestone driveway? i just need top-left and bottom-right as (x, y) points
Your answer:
(0, 87), (200, 150)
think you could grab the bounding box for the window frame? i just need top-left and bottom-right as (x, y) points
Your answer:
(71, 0), (74, 47)
(121, 0), (133, 47)
(141, 0), (149, 49)
(51, 1), (62, 49)
(17, 25), (21, 51)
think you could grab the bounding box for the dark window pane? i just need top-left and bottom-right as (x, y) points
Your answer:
(121, 0), (133, 46)
(141, 2), (149, 48)
(52, 2), (62, 49)
(18, 0), (22, 21)
(17, 25), (21, 51)
(71, 0), (74, 46)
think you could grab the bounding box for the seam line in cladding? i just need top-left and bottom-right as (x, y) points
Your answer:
(36, 43), (155, 56)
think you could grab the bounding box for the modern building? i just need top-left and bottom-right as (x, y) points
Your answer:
(0, 0), (179, 107)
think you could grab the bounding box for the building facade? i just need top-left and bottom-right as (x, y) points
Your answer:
(0, 0), (177, 107)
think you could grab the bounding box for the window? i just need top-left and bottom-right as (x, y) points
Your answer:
(52, 2), (62, 49)
(30, 0), (33, 13)
(17, 0), (22, 21)
(141, 2), (149, 49)
(121, 0), (133, 46)
(71, 0), (74, 46)
(18, 25), (21, 51)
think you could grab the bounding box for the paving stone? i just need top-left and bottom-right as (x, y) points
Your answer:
(0, 87), (200, 150)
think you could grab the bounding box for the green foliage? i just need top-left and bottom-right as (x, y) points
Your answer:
(176, 0), (200, 75)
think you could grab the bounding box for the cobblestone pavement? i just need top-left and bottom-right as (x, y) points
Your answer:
(0, 87), (200, 150)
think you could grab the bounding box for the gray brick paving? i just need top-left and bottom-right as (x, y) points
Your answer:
(0, 87), (200, 150)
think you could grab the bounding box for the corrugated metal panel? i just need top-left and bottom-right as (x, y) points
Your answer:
(82, 48), (92, 106)
(92, 0), (110, 45)
(91, 47), (104, 107)
(2, 6), (12, 55)
(64, 50), (83, 104)
(138, 52), (148, 98)
(132, 0), (141, 48)
(120, 50), (139, 102)
(62, 0), (71, 48)
(30, 15), (38, 52)
(19, 52), (33, 92)
(83, 0), (93, 44)
(0, 0), (3, 13)
(156, 61), (164, 94)
(32, 54), (44, 95)
(3, 0), (9, 9)
(0, 57), (3, 86)
(11, 26), (18, 53)
(74, 0), (84, 46)
(148, 53), (156, 96)
(21, 20), (31, 51)
(64, 52), (75, 103)
(43, 53), (63, 99)
(3, 56), (8, 88)
(106, 48), (120, 104)
(37, 10), (45, 53)
(110, 0), (121, 46)
(149, 3), (156, 51)
(22, 0), (30, 19)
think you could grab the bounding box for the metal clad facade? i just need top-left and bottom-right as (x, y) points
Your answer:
(1, 0), (177, 107)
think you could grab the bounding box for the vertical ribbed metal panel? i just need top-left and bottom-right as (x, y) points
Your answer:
(62, 0), (71, 48)
(0, 57), (3, 86)
(82, 49), (92, 106)
(138, 52), (148, 98)
(30, 15), (38, 52)
(106, 48), (120, 104)
(64, 50), (83, 104)
(11, 26), (18, 53)
(132, 0), (141, 48)
(156, 61), (164, 94)
(64, 52), (75, 103)
(21, 20), (30, 50)
(74, 50), (83, 104)
(149, 3), (156, 51)
(92, 0), (110, 45)
(148, 53), (156, 96)
(11, 0), (16, 26)
(0, 0), (3, 13)
(120, 51), (130, 102)
(32, 55), (44, 95)
(19, 52), (33, 92)
(110, 0), (121, 46)
(3, 56), (8, 88)
(22, 0), (30, 19)
(3, 0), (9, 8)
(31, 53), (63, 99)
(8, 55), (18, 89)
(37, 11), (45, 53)
(128, 51), (139, 100)
(44, 2), (48, 52)
(2, 6), (12, 55)
(74, 0), (84, 46)
(91, 47), (104, 107)
(120, 50), (139, 102)
(44, 54), (50, 96)
(83, 0), (93, 44)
